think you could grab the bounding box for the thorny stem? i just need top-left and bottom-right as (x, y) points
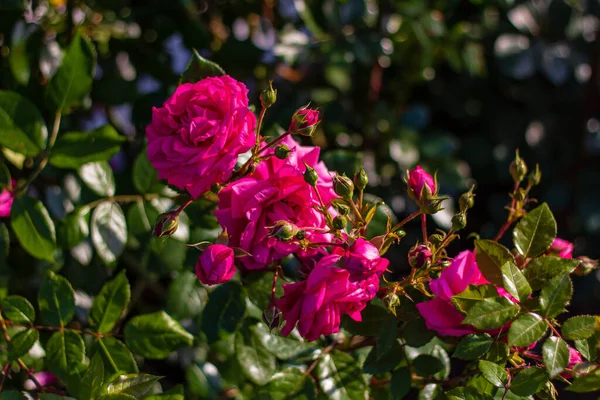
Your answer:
(391, 210), (421, 233)
(175, 197), (194, 214)
(349, 198), (365, 224)
(494, 183), (520, 242)
(421, 214), (428, 243)
(304, 338), (337, 378)
(253, 108), (267, 153)
(257, 130), (292, 155)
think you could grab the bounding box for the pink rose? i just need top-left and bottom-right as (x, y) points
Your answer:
(214, 136), (336, 270)
(416, 250), (509, 336)
(195, 244), (236, 286)
(334, 238), (389, 281)
(548, 238), (574, 259)
(568, 347), (583, 365)
(407, 165), (435, 200)
(289, 107), (320, 136)
(276, 255), (377, 341)
(24, 371), (58, 390)
(0, 180), (16, 218)
(146, 75), (256, 198)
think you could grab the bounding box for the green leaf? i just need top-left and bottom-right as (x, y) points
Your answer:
(0, 160), (11, 188)
(78, 353), (104, 400)
(446, 386), (492, 400)
(523, 256), (580, 290)
(562, 316), (596, 340)
(413, 354), (444, 377)
(567, 370), (600, 393)
(574, 336), (597, 361)
(8, 23), (31, 86)
(97, 394), (136, 400)
(251, 323), (314, 360)
(0, 392), (27, 400)
(38, 270), (75, 327)
(539, 275), (572, 318)
(401, 317), (435, 347)
(166, 271), (206, 320)
(256, 368), (316, 400)
(107, 373), (162, 398)
(235, 328), (277, 385)
(500, 262), (531, 302)
(91, 202), (127, 264)
(89, 271), (130, 333)
(57, 208), (89, 249)
(474, 240), (513, 286)
(46, 330), (88, 382)
(8, 328), (38, 361)
(186, 363), (221, 398)
(507, 313), (547, 347)
(79, 161), (115, 197)
(11, 196), (56, 262)
(453, 333), (493, 360)
(513, 203), (557, 258)
(363, 342), (404, 374)
(316, 351), (368, 400)
(46, 33), (96, 112)
(94, 336), (138, 379)
(50, 125), (125, 169)
(483, 342), (510, 364)
(451, 284), (498, 313)
(132, 151), (165, 194)
(2, 295), (35, 324)
(418, 383), (444, 400)
(390, 367), (411, 400)
(202, 281), (246, 343)
(542, 336), (569, 378)
(0, 90), (47, 156)
(462, 297), (519, 330)
(510, 367), (548, 396)
(180, 49), (225, 84)
(125, 311), (193, 359)
(478, 360), (508, 388)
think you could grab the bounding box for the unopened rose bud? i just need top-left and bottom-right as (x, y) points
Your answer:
(459, 186), (475, 211)
(275, 145), (291, 159)
(153, 211), (179, 238)
(333, 173), (354, 200)
(574, 256), (598, 276)
(385, 293), (400, 314)
(289, 106), (320, 136)
(429, 233), (444, 246)
(295, 230), (306, 240)
(510, 151), (528, 183)
(262, 304), (281, 332)
(303, 163), (319, 186)
(269, 220), (299, 241)
(332, 215), (347, 230)
(528, 164), (541, 186)
(334, 203), (351, 216)
(451, 212), (467, 231)
(355, 165), (368, 191)
(260, 80), (277, 109)
(195, 244), (236, 286)
(408, 244), (433, 269)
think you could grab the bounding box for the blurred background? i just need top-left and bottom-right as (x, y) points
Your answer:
(1, 0), (600, 397)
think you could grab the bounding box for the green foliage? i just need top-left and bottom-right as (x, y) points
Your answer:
(0, 90), (47, 156)
(542, 336), (569, 378)
(478, 360), (508, 388)
(11, 196), (56, 262)
(89, 271), (131, 333)
(507, 313), (547, 348)
(180, 49), (225, 84)
(50, 125), (125, 169)
(462, 297), (519, 330)
(512, 203), (557, 258)
(500, 262), (531, 302)
(38, 270), (75, 327)
(561, 315), (597, 340)
(201, 281), (247, 343)
(124, 311), (193, 359)
(1, 295), (35, 325)
(453, 333), (492, 360)
(316, 351), (368, 400)
(474, 240), (513, 286)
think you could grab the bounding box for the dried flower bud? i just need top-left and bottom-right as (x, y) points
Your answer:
(332, 215), (347, 230)
(260, 80), (277, 109)
(408, 244), (433, 269)
(333, 173), (354, 200)
(153, 211), (179, 238)
(451, 212), (467, 231)
(303, 163), (319, 186)
(510, 150), (528, 183)
(355, 165), (368, 191)
(275, 144), (291, 160)
(269, 220), (299, 242)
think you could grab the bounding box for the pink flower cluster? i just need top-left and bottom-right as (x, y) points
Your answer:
(146, 75), (389, 341)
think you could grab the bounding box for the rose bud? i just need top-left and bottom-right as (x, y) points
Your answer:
(406, 165), (436, 202)
(333, 173), (354, 200)
(408, 244), (433, 269)
(153, 211), (179, 238)
(260, 80), (277, 109)
(269, 220), (299, 242)
(289, 106), (320, 136)
(303, 162), (319, 187)
(262, 304), (281, 332)
(355, 165), (368, 191)
(275, 144), (291, 159)
(195, 244), (236, 286)
(509, 151), (528, 183)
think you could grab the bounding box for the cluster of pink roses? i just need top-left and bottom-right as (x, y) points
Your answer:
(147, 75), (389, 340)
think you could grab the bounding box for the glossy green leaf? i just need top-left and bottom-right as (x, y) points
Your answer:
(50, 125), (125, 169)
(474, 240), (513, 286)
(542, 336), (569, 378)
(180, 49), (225, 84)
(453, 333), (492, 360)
(390, 367), (411, 400)
(97, 394), (136, 400)
(401, 317), (435, 347)
(2, 295), (35, 325)
(510, 367), (548, 396)
(451, 284), (498, 313)
(0, 391), (27, 400)
(522, 256), (580, 290)
(8, 328), (38, 361)
(446, 386), (493, 400)
(418, 383), (444, 400)
(89, 271), (130, 333)
(574, 336), (597, 361)
(166, 271), (206, 320)
(78, 353), (104, 400)
(478, 360), (508, 388)
(91, 202), (127, 264)
(513, 203), (556, 258)
(132, 151), (165, 194)
(94, 336), (138, 378)
(0, 90), (47, 156)
(202, 281), (246, 343)
(56, 208), (89, 249)
(500, 261), (531, 302)
(125, 311), (193, 359)
(46, 33), (96, 112)
(185, 363), (221, 398)
(462, 297), (519, 330)
(107, 373), (162, 398)
(413, 354), (445, 377)
(251, 323), (314, 360)
(0, 160), (11, 188)
(539, 275), (572, 318)
(363, 342), (405, 374)
(11, 196), (56, 262)
(316, 351), (368, 400)
(256, 368), (316, 400)
(507, 313), (547, 347)
(562, 315), (596, 340)
(46, 330), (88, 382)
(235, 328), (276, 385)
(79, 161), (115, 197)
(483, 342), (510, 364)
(38, 270), (75, 327)
(567, 370), (600, 393)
